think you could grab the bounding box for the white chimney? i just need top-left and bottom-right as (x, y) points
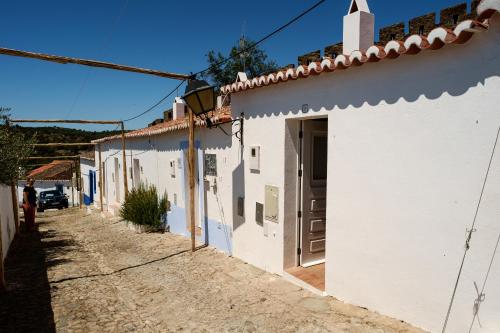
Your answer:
(343, 0), (375, 55)
(172, 97), (186, 120)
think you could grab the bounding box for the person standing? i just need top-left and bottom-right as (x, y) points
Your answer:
(22, 178), (37, 232)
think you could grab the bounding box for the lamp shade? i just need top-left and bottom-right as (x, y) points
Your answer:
(182, 79), (216, 116)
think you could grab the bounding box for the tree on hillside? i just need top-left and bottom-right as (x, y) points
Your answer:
(203, 37), (278, 88)
(0, 108), (35, 184)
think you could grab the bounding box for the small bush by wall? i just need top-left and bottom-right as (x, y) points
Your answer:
(120, 184), (168, 228)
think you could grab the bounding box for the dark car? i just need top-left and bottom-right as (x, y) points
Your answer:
(37, 190), (69, 212)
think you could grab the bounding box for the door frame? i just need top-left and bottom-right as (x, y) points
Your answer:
(296, 118), (328, 267)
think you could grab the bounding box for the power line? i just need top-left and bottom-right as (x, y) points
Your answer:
(122, 0), (326, 123)
(441, 125), (500, 333)
(193, 0), (327, 78)
(66, 0), (130, 119)
(122, 79), (185, 122)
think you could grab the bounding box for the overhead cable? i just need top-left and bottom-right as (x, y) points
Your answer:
(192, 0), (327, 78)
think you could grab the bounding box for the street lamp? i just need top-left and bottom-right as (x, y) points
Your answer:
(181, 77), (216, 252)
(182, 78), (216, 117)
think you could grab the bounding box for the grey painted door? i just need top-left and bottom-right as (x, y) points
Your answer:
(300, 120), (328, 267)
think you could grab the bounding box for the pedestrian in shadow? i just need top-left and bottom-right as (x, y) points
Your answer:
(22, 178), (37, 232)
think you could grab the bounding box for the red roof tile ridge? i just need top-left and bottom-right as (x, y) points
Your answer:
(92, 105), (233, 143)
(222, 0), (498, 94)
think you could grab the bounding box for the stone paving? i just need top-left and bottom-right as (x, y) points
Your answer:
(0, 208), (427, 332)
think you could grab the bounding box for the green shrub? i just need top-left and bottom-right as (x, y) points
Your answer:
(120, 184), (168, 227)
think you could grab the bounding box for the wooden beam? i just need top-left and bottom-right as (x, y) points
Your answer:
(33, 143), (96, 147)
(25, 156), (79, 160)
(121, 123), (128, 199)
(0, 214), (4, 290)
(10, 181), (20, 235)
(98, 144), (104, 213)
(11, 119), (122, 125)
(77, 158), (82, 209)
(188, 109), (196, 252)
(0, 47), (190, 80)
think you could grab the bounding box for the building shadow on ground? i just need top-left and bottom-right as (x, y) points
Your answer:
(0, 230), (56, 333)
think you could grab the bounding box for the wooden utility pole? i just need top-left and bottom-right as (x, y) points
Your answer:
(120, 122), (129, 199)
(188, 110), (196, 252)
(70, 162), (75, 207)
(98, 144), (104, 212)
(77, 157), (82, 209)
(10, 181), (20, 234)
(0, 218), (4, 290)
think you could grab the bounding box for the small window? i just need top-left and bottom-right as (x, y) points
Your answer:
(312, 135), (328, 181)
(170, 160), (176, 178)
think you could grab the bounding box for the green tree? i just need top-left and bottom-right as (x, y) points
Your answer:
(203, 37), (278, 88)
(0, 108), (35, 184)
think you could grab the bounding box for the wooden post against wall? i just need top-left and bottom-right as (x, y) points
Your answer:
(70, 162), (75, 207)
(77, 158), (82, 209)
(0, 210), (5, 290)
(120, 122), (129, 200)
(98, 144), (104, 212)
(10, 181), (20, 234)
(188, 110), (196, 252)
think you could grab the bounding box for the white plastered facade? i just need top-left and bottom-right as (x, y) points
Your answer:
(229, 15), (500, 333)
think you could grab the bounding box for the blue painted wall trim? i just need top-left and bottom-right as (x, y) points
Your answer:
(166, 205), (233, 256)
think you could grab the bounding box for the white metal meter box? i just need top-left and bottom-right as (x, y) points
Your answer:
(249, 146), (260, 171)
(170, 160), (176, 178)
(265, 185), (279, 223)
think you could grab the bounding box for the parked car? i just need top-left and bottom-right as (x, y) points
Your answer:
(37, 190), (69, 212)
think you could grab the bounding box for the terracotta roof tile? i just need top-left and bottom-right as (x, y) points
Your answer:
(93, 106), (232, 143)
(28, 160), (73, 181)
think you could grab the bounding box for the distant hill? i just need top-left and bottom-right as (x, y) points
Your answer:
(12, 125), (123, 171)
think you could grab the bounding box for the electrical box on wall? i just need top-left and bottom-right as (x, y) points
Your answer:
(249, 146), (260, 171)
(265, 185), (279, 223)
(170, 160), (176, 178)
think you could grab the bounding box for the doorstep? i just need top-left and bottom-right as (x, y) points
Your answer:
(284, 263), (327, 296)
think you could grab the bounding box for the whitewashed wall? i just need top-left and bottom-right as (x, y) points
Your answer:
(230, 15), (500, 333)
(0, 184), (16, 261)
(96, 127), (234, 253)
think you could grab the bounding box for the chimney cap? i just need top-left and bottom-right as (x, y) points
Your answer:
(348, 0), (370, 14)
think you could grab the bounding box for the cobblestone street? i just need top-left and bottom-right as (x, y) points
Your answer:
(0, 208), (425, 332)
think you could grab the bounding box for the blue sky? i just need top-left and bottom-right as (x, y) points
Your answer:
(0, 0), (475, 130)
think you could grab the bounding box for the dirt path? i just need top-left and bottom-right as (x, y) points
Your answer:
(0, 208), (426, 332)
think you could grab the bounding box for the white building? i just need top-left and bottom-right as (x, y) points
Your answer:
(93, 102), (235, 254)
(220, 1), (500, 332)
(94, 1), (500, 331)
